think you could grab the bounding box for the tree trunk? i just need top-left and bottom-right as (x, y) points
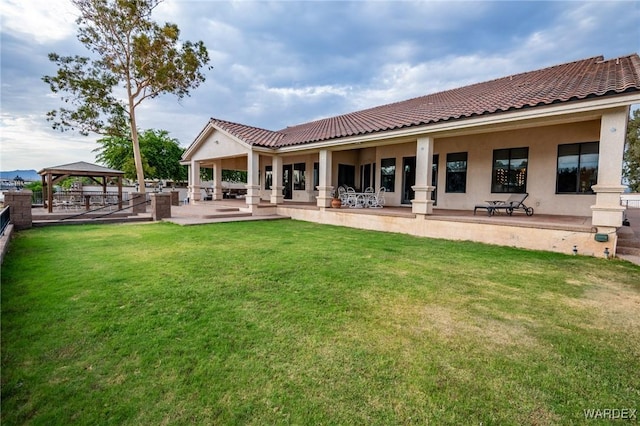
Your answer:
(129, 103), (146, 194)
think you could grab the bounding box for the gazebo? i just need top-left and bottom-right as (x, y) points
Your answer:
(39, 161), (125, 213)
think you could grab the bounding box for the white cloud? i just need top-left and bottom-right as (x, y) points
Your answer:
(1, 0), (638, 171)
(0, 113), (97, 171)
(0, 0), (78, 44)
(349, 54), (516, 111)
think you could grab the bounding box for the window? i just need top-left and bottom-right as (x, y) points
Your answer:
(360, 163), (371, 190)
(313, 162), (319, 190)
(338, 164), (356, 188)
(293, 163), (306, 190)
(432, 154), (439, 205)
(445, 152), (467, 193)
(265, 166), (272, 190)
(402, 156), (416, 204)
(556, 142), (599, 194)
(380, 158), (396, 192)
(492, 147), (528, 193)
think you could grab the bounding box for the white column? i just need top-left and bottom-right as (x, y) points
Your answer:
(270, 156), (284, 204)
(316, 149), (333, 208)
(246, 152), (261, 209)
(411, 137), (435, 215)
(212, 160), (223, 200)
(591, 107), (628, 228)
(188, 159), (201, 202)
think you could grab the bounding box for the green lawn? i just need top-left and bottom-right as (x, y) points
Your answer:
(1, 220), (639, 425)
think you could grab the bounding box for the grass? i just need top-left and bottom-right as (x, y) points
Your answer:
(1, 220), (639, 425)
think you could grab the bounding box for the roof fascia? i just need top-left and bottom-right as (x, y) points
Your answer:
(275, 92), (640, 152)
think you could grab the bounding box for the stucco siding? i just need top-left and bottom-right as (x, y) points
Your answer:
(192, 130), (249, 161)
(431, 120), (601, 215)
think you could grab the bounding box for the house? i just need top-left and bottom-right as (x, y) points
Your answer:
(181, 54), (640, 257)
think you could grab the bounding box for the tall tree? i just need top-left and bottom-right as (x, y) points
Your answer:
(43, 0), (210, 193)
(624, 109), (640, 192)
(95, 129), (187, 182)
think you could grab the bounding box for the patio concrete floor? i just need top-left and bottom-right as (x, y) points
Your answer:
(170, 199), (595, 232)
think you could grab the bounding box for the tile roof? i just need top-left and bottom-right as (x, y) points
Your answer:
(209, 54), (640, 148)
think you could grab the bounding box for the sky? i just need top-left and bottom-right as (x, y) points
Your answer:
(1, 0), (639, 172)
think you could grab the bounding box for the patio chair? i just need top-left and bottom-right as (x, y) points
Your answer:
(368, 187), (386, 208)
(345, 186), (358, 208)
(474, 193), (534, 216)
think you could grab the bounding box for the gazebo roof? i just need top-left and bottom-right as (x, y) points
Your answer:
(38, 161), (124, 177)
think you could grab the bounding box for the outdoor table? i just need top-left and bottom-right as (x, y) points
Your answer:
(347, 192), (375, 208)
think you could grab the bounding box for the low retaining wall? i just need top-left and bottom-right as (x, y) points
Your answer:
(276, 206), (615, 258)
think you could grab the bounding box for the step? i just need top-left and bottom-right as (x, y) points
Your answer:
(212, 208), (242, 213)
(617, 239), (640, 249)
(616, 246), (640, 256)
(163, 214), (289, 226)
(199, 211), (251, 219)
(618, 233), (638, 241)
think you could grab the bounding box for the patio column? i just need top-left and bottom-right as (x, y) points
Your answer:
(591, 107), (628, 228)
(46, 172), (53, 213)
(246, 151), (261, 210)
(188, 160), (201, 203)
(271, 155), (284, 204)
(316, 149), (333, 208)
(412, 136), (435, 215)
(4, 190), (32, 230)
(212, 160), (223, 200)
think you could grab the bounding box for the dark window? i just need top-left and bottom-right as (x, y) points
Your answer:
(283, 165), (292, 199)
(265, 166), (272, 190)
(445, 152), (467, 193)
(432, 154), (439, 205)
(338, 164), (356, 188)
(361, 163), (372, 190)
(556, 142), (599, 194)
(313, 162), (319, 190)
(373, 163), (376, 188)
(293, 163), (305, 190)
(402, 156), (416, 204)
(380, 158), (396, 192)
(492, 147), (528, 193)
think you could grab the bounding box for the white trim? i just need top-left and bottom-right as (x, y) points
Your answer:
(182, 121), (258, 162)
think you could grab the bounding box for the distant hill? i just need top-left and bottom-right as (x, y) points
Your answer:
(0, 170), (39, 181)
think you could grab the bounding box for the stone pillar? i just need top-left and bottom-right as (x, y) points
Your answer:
(271, 155), (284, 205)
(5, 190), (33, 230)
(150, 193), (171, 221)
(212, 160), (223, 200)
(245, 151), (261, 210)
(170, 190), (180, 206)
(316, 149), (333, 208)
(129, 192), (147, 214)
(412, 137), (435, 215)
(591, 107), (628, 228)
(188, 160), (201, 203)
